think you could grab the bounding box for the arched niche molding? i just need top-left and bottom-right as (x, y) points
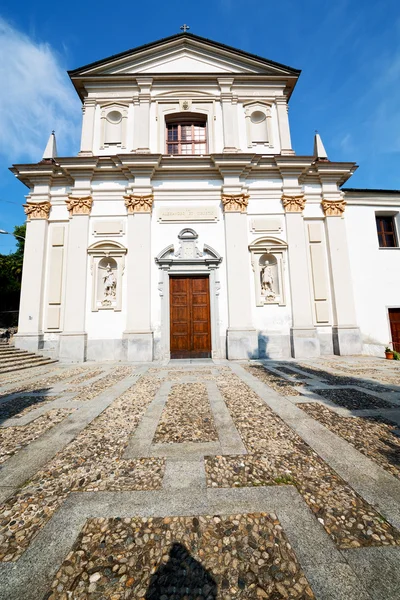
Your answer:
(88, 241), (127, 311)
(100, 103), (128, 149)
(249, 237), (287, 307)
(155, 228), (223, 358)
(243, 102), (274, 149)
(156, 101), (215, 154)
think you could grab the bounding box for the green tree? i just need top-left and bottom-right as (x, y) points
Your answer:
(0, 224), (26, 325)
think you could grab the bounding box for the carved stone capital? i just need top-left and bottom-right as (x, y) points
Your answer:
(66, 195), (93, 216)
(23, 201), (51, 220)
(221, 193), (249, 213)
(124, 194), (154, 214)
(321, 198), (346, 217)
(281, 194), (306, 213)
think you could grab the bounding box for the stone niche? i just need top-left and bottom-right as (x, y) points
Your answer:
(249, 237), (287, 307)
(88, 241), (127, 311)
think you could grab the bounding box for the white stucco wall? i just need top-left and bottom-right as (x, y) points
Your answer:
(346, 204), (400, 352)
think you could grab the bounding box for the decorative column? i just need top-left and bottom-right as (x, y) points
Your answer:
(14, 201), (51, 352)
(123, 193), (154, 361)
(282, 195), (320, 357)
(322, 198), (362, 355)
(133, 77), (152, 153)
(275, 96), (294, 155)
(218, 78), (239, 152)
(222, 193), (258, 359)
(79, 100), (96, 156)
(59, 195), (92, 362)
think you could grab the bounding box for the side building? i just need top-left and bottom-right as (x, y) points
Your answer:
(10, 33), (400, 361)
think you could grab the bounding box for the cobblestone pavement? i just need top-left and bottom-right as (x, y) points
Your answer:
(0, 357), (400, 600)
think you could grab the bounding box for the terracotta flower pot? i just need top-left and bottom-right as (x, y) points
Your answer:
(385, 351), (394, 360)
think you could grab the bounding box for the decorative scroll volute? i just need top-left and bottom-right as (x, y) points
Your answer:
(66, 195), (93, 216)
(221, 193), (249, 213)
(23, 201), (51, 220)
(124, 194), (154, 214)
(321, 198), (346, 217)
(281, 194), (306, 213)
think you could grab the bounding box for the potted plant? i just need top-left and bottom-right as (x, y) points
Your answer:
(385, 346), (394, 360)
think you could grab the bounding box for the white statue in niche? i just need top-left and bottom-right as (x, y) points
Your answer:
(102, 263), (117, 306)
(260, 257), (278, 302)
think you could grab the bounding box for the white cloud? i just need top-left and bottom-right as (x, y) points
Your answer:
(0, 17), (81, 162)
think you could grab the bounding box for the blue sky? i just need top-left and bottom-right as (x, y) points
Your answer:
(1, 0), (400, 253)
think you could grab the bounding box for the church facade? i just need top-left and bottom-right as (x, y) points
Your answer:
(11, 33), (400, 362)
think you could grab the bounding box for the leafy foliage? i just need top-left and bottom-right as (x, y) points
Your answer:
(0, 225), (26, 320)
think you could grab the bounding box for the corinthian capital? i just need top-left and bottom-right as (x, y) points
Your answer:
(281, 194), (306, 213)
(321, 198), (346, 217)
(124, 193), (154, 214)
(66, 195), (93, 216)
(221, 193), (249, 213)
(23, 201), (51, 220)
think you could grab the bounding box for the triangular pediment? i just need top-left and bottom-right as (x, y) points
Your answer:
(69, 33), (300, 77)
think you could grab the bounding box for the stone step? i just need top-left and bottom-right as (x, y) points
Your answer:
(0, 357), (57, 375)
(0, 350), (30, 358)
(0, 354), (51, 366)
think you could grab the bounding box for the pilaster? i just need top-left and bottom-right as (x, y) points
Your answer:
(275, 96), (294, 155)
(123, 192), (154, 361)
(14, 200), (51, 352)
(222, 191), (258, 359)
(218, 78), (239, 152)
(59, 194), (93, 362)
(79, 99), (96, 156)
(322, 198), (362, 355)
(282, 194), (320, 358)
(133, 77), (153, 153)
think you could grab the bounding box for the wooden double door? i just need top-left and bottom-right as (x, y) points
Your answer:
(389, 308), (400, 352)
(169, 276), (211, 359)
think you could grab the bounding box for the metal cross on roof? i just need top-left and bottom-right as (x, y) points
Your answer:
(180, 24), (190, 32)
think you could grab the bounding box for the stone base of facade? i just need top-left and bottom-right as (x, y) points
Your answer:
(59, 333), (87, 363)
(13, 333), (43, 353)
(86, 339), (125, 362)
(226, 329), (258, 360)
(290, 328), (320, 358)
(332, 327), (363, 356)
(123, 332), (154, 362)
(258, 333), (291, 359)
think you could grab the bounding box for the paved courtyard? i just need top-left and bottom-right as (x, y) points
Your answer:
(0, 356), (399, 599)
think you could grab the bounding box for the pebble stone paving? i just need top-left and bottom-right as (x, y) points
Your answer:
(310, 388), (395, 410)
(300, 403), (400, 480)
(0, 408), (74, 464)
(154, 383), (218, 443)
(0, 375), (164, 561)
(48, 514), (315, 600)
(0, 395), (54, 421)
(206, 371), (400, 549)
(1, 356), (400, 600)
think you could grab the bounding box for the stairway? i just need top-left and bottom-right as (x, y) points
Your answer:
(0, 340), (57, 375)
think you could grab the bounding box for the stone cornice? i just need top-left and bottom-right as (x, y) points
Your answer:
(321, 198), (346, 217)
(66, 195), (93, 216)
(124, 193), (154, 214)
(23, 201), (51, 220)
(221, 193), (249, 213)
(281, 194), (306, 213)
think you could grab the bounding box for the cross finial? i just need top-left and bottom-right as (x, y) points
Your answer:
(180, 24), (190, 32)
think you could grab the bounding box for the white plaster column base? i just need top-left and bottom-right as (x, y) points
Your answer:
(332, 327), (362, 356)
(226, 329), (258, 360)
(290, 328), (320, 358)
(123, 332), (153, 362)
(86, 340), (125, 362)
(59, 333), (87, 363)
(13, 334), (43, 353)
(258, 333), (291, 359)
